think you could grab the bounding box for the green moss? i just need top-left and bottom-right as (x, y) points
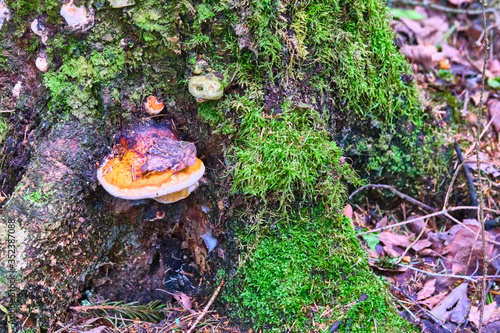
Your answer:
(226, 207), (412, 332)
(0, 117), (7, 145)
(43, 43), (125, 120)
(231, 98), (362, 207)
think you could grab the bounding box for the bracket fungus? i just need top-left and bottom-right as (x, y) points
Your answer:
(144, 96), (165, 115)
(60, 0), (94, 32)
(97, 124), (205, 203)
(188, 72), (223, 103)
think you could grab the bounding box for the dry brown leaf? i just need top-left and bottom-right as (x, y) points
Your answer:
(86, 326), (108, 333)
(468, 56), (495, 78)
(375, 216), (388, 229)
(443, 221), (495, 274)
(400, 44), (438, 70)
(171, 292), (195, 314)
(488, 59), (500, 77)
(488, 99), (500, 133)
(420, 291), (449, 309)
(470, 303), (500, 328)
(471, 90), (490, 106)
(466, 152), (500, 178)
(343, 204), (353, 219)
(399, 16), (449, 46)
(379, 231), (412, 257)
(379, 231), (412, 248)
(430, 282), (470, 324)
(412, 239), (433, 252)
(417, 278), (436, 301)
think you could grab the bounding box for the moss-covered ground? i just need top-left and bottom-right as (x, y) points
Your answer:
(1, 0), (452, 331)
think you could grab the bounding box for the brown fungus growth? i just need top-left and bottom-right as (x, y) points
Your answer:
(97, 123), (205, 202)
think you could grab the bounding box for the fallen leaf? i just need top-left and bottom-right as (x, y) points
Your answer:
(417, 278), (436, 301)
(399, 16), (449, 45)
(420, 291), (449, 309)
(412, 239), (433, 252)
(470, 303), (500, 328)
(379, 231), (412, 257)
(400, 44), (438, 70)
(488, 99), (500, 133)
(86, 326), (108, 333)
(483, 321), (500, 333)
(343, 204), (353, 219)
(375, 216), (388, 229)
(379, 231), (412, 248)
(171, 292), (195, 314)
(488, 59), (500, 76)
(443, 220), (495, 275)
(430, 282), (470, 324)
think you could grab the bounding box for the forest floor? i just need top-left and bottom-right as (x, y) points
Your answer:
(8, 0), (500, 332)
(349, 1), (500, 332)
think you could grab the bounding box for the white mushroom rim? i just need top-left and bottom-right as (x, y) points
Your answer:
(97, 157), (205, 200)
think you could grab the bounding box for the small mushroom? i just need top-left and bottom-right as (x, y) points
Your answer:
(0, 0), (10, 30)
(36, 52), (48, 72)
(31, 19), (49, 44)
(188, 73), (223, 103)
(60, 0), (94, 32)
(108, 0), (135, 8)
(97, 123), (205, 202)
(12, 81), (22, 99)
(144, 96), (165, 115)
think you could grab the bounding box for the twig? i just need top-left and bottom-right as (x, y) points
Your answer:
(349, 184), (436, 212)
(454, 139), (478, 207)
(443, 159), (466, 209)
(395, 218), (428, 265)
(357, 206), (499, 235)
(475, 1), (489, 332)
(392, 0), (499, 15)
(0, 110), (15, 113)
(384, 261), (479, 283)
(391, 285), (452, 333)
(444, 121), (494, 210)
(359, 207), (500, 246)
(186, 280), (224, 333)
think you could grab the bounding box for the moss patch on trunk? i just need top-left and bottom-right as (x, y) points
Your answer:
(224, 208), (412, 332)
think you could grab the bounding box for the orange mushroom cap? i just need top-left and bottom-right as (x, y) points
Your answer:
(97, 124), (205, 200)
(144, 96), (165, 115)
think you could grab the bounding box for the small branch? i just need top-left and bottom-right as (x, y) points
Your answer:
(394, 218), (428, 265)
(454, 140), (478, 207)
(349, 184), (436, 212)
(375, 259), (479, 283)
(391, 285), (452, 333)
(392, 0), (499, 15)
(358, 206), (500, 246)
(477, 2), (489, 331)
(0, 110), (15, 113)
(186, 280), (224, 333)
